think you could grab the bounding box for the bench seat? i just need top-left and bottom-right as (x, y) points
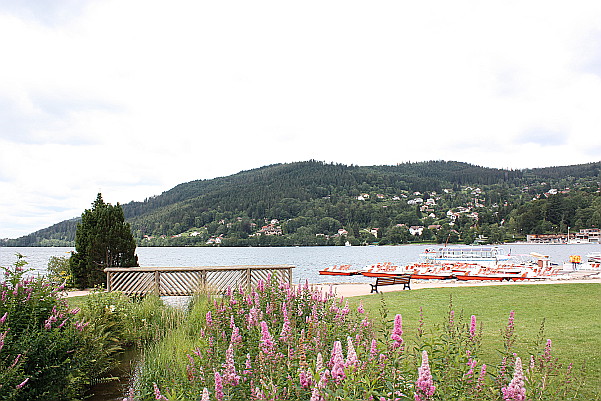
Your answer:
(370, 274), (411, 293)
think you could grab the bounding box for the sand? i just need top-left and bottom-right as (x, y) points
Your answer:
(65, 271), (600, 298)
(314, 273), (600, 298)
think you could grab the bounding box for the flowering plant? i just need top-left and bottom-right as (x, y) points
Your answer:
(0, 254), (101, 400)
(134, 278), (584, 401)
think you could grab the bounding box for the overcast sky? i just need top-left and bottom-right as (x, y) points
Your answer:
(1, 0), (600, 239)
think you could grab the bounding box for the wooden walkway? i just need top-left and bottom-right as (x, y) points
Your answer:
(104, 265), (294, 296)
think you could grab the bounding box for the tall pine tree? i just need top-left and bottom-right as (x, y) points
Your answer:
(70, 193), (138, 288)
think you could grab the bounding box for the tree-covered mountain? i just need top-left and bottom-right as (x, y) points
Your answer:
(3, 160), (600, 247)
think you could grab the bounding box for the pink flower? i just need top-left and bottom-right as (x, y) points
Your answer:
(16, 377), (29, 389)
(316, 352), (324, 371)
(200, 387), (210, 401)
(222, 344), (240, 386)
(279, 305), (291, 341)
(391, 314), (403, 348)
(299, 368), (312, 388)
(0, 312), (7, 324)
(346, 336), (358, 368)
(243, 353), (252, 375)
(469, 315), (477, 340)
(153, 383), (168, 400)
(543, 339), (552, 362)
(310, 385), (323, 401)
(357, 301), (365, 314)
(475, 364), (487, 392)
(206, 311), (213, 326)
(230, 325), (242, 345)
(214, 371), (224, 401)
(10, 354), (22, 369)
(369, 338), (378, 360)
(329, 340), (346, 383)
(415, 351), (435, 401)
(0, 331), (7, 352)
(259, 321), (274, 354)
(502, 357), (526, 401)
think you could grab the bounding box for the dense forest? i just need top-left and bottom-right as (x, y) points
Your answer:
(2, 160), (600, 247)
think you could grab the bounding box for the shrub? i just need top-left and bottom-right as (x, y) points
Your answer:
(46, 255), (74, 287)
(0, 254), (96, 400)
(131, 278), (586, 401)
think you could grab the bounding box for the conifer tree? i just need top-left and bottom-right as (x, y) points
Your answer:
(70, 193), (138, 288)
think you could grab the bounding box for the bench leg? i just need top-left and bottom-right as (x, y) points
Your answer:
(404, 283), (411, 290)
(370, 283), (378, 293)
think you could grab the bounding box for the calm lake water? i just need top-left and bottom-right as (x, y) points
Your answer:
(2, 243), (600, 285)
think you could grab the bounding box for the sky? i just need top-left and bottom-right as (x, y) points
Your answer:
(1, 0), (601, 239)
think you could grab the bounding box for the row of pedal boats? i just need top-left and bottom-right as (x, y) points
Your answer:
(318, 246), (601, 281)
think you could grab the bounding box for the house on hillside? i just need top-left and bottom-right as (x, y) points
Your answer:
(409, 226), (424, 236)
(258, 224), (283, 236)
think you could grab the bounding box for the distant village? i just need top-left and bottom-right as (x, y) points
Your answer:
(138, 184), (599, 246)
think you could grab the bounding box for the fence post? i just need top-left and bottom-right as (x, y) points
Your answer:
(246, 267), (252, 293)
(106, 271), (111, 292)
(154, 270), (160, 295)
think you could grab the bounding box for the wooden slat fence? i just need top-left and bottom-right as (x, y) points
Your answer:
(104, 265), (294, 296)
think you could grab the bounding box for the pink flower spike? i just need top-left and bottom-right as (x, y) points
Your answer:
(153, 383), (168, 400)
(16, 377), (29, 389)
(316, 352), (324, 371)
(230, 324), (242, 345)
(200, 387), (210, 401)
(10, 354), (22, 369)
(391, 314), (403, 348)
(214, 371), (224, 401)
(502, 357), (526, 401)
(259, 321), (275, 354)
(223, 344), (240, 386)
(329, 340), (346, 383)
(0, 312), (7, 324)
(369, 338), (378, 360)
(346, 336), (358, 367)
(415, 350), (435, 401)
(469, 315), (477, 339)
(543, 339), (552, 362)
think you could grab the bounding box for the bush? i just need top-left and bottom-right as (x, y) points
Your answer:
(130, 279), (586, 401)
(46, 255), (74, 287)
(0, 254), (97, 400)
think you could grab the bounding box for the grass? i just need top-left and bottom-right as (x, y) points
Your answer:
(352, 283), (601, 399)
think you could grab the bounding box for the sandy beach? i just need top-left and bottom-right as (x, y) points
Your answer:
(314, 270), (600, 297)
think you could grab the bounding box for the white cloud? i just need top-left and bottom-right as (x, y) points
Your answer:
(1, 0), (601, 237)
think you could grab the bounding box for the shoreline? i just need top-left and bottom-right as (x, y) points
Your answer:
(66, 271), (600, 299)
(314, 275), (600, 298)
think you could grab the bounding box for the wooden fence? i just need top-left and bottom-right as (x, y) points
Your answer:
(104, 265), (294, 296)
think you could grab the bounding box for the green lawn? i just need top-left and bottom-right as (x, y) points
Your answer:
(352, 283), (601, 399)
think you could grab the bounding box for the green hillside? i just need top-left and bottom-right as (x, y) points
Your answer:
(3, 160), (600, 247)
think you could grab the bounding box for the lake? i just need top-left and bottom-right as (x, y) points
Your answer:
(2, 243), (599, 285)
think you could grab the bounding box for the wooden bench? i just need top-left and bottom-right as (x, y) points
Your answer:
(370, 274), (411, 293)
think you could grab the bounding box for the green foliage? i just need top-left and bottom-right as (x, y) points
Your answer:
(3, 161), (600, 247)
(70, 193), (139, 289)
(0, 254), (111, 401)
(46, 255), (73, 287)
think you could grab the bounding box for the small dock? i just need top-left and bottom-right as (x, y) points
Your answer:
(104, 265), (294, 296)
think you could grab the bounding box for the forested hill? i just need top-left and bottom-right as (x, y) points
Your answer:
(3, 160), (601, 247)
